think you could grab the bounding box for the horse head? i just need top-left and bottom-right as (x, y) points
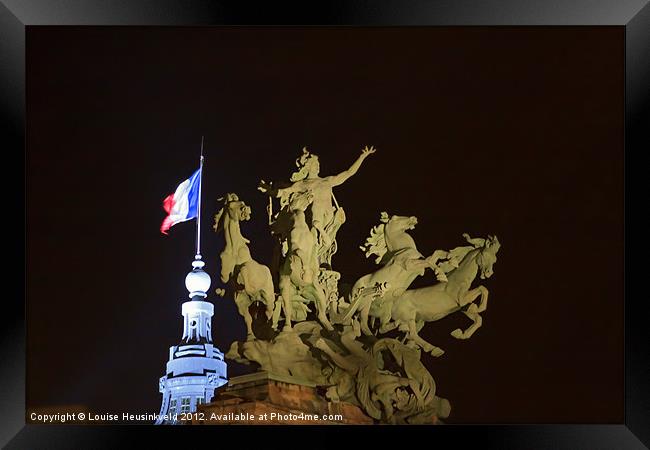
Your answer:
(360, 212), (420, 265)
(477, 235), (501, 279)
(384, 213), (418, 233)
(213, 193), (251, 234)
(383, 213), (419, 254)
(227, 198), (251, 223)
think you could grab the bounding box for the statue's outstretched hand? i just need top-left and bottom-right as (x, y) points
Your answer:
(361, 145), (376, 157)
(258, 179), (274, 195)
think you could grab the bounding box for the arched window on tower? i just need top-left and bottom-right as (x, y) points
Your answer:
(189, 319), (198, 340)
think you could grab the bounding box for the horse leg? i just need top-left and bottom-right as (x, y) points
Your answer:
(314, 338), (357, 372)
(378, 321), (398, 334)
(451, 304), (483, 339)
(260, 288), (275, 320)
(451, 287), (487, 338)
(377, 304), (398, 334)
(462, 308), (483, 338)
(318, 310), (334, 331)
(459, 286), (488, 312)
(243, 311), (255, 341)
(407, 319), (444, 357)
(476, 286), (489, 312)
(220, 252), (236, 284)
(429, 249), (448, 263)
(279, 277), (294, 331)
(359, 300), (374, 336)
(271, 296), (282, 331)
(315, 289), (335, 331)
(235, 293), (255, 340)
(306, 284), (334, 331)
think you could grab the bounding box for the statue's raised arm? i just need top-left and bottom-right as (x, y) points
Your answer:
(327, 146), (376, 187)
(257, 179), (301, 203)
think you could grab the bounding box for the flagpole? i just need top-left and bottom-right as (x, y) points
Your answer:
(196, 136), (204, 259)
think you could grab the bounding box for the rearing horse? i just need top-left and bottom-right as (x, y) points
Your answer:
(213, 193), (278, 340)
(340, 212), (449, 335)
(388, 234), (501, 356)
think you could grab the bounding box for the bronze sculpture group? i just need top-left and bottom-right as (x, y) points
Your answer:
(212, 147), (501, 424)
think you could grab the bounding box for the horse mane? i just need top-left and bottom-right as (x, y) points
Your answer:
(360, 212), (390, 264)
(447, 245), (475, 263)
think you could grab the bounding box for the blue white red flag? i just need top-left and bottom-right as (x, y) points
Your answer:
(160, 168), (201, 235)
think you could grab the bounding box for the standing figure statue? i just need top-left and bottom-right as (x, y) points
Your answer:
(259, 145), (376, 268)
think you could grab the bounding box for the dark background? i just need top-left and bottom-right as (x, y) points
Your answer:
(26, 26), (623, 424)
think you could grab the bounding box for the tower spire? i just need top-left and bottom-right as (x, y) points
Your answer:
(195, 136), (204, 260)
(185, 136), (209, 300)
(156, 136), (227, 424)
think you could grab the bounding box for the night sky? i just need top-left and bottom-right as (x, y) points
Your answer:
(26, 26), (623, 423)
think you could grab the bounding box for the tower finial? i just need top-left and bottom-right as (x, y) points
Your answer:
(185, 258), (211, 300)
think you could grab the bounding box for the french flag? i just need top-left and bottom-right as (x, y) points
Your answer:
(160, 168), (201, 235)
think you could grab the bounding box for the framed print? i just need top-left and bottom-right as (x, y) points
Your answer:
(1, 1), (647, 448)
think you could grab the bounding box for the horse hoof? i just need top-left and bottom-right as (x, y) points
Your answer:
(451, 329), (464, 339)
(430, 347), (445, 357)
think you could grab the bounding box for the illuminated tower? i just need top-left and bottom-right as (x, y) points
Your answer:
(156, 256), (228, 424)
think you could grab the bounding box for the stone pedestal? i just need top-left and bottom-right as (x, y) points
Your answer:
(191, 371), (374, 425)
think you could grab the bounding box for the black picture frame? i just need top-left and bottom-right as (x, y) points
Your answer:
(1, 1), (647, 448)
